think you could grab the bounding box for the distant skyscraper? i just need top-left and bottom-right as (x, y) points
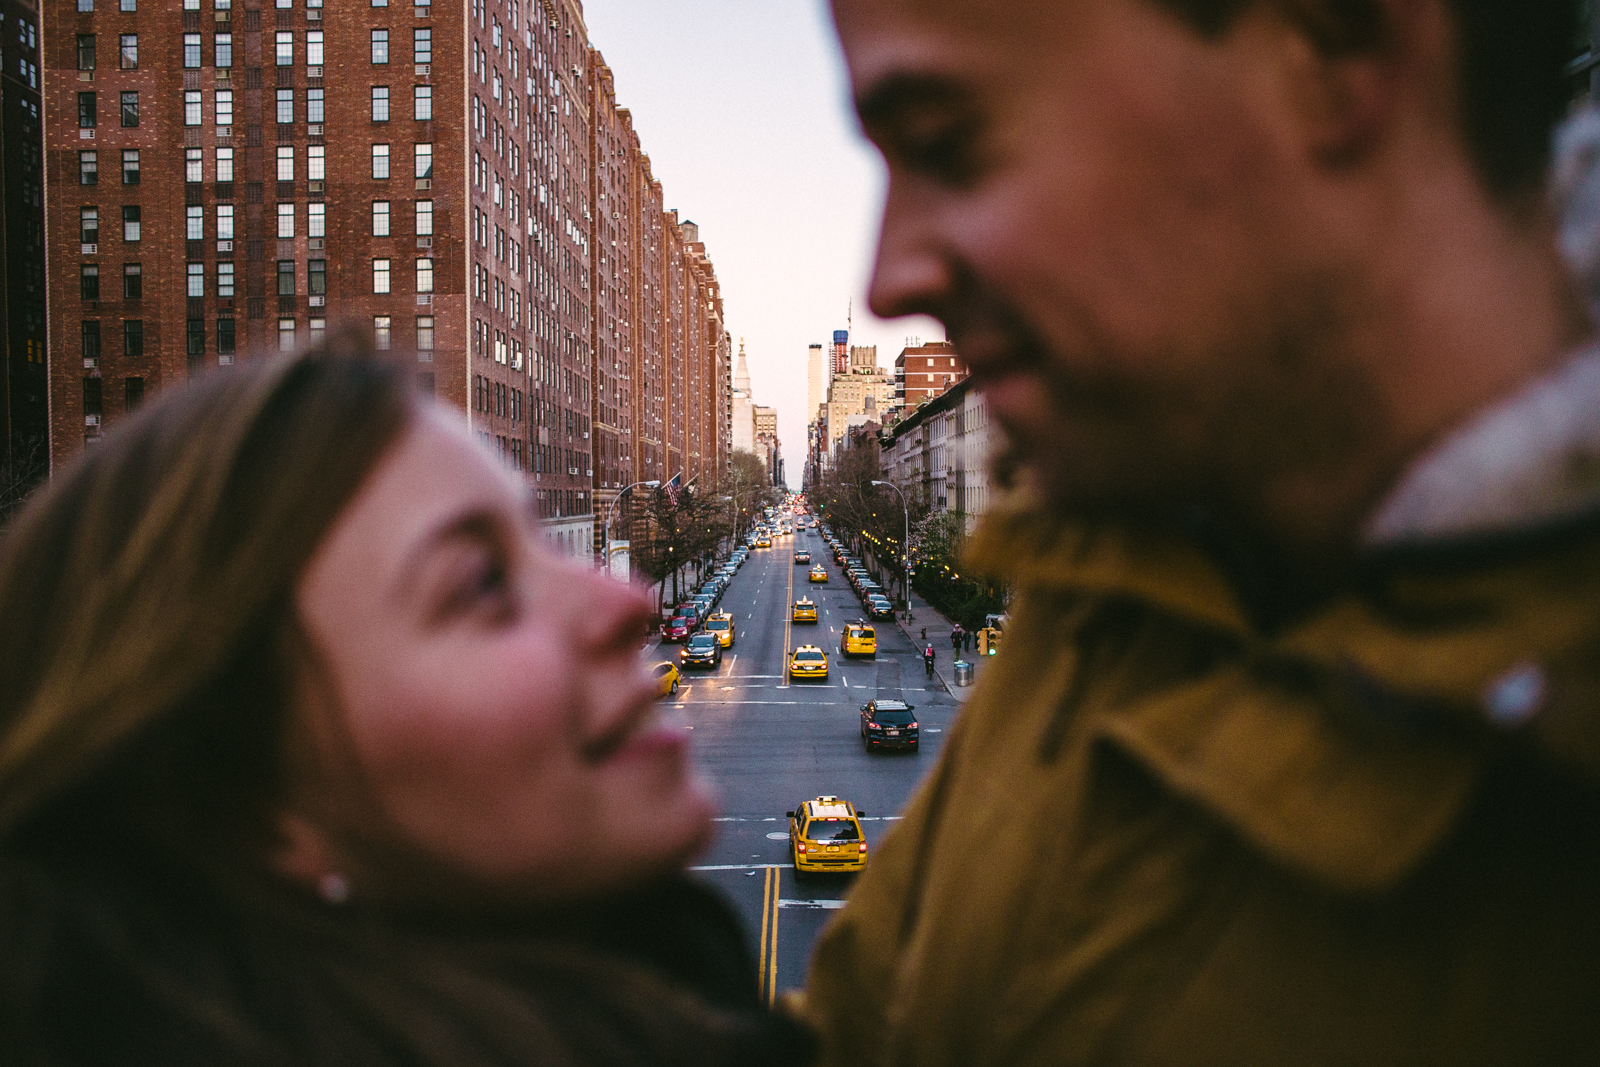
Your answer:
(832, 329), (849, 377)
(806, 342), (824, 429)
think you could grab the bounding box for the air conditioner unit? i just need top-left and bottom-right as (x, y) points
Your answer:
(416, 294), (432, 305)
(568, 467), (579, 475)
(84, 414), (100, 427)
(415, 64), (430, 76)
(307, 7), (321, 17)
(83, 357), (97, 369)
(417, 236), (433, 248)
(415, 178), (431, 190)
(308, 180), (324, 193)
(217, 240), (233, 252)
(217, 126), (231, 138)
(307, 66), (323, 78)
(308, 237), (324, 251)
(307, 125), (323, 137)
(309, 295), (325, 307)
(79, 128), (95, 140)
(216, 68), (230, 81)
(80, 243), (97, 254)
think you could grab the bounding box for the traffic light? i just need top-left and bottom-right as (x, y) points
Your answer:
(978, 628), (1001, 656)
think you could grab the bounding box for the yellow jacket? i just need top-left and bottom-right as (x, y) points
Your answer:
(805, 506), (1600, 1066)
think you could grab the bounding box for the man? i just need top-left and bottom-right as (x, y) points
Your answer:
(807, 0), (1600, 1064)
(949, 624), (963, 657)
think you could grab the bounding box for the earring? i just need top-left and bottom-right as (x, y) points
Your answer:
(317, 873), (352, 906)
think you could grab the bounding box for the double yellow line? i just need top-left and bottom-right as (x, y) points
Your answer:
(757, 865), (781, 1005)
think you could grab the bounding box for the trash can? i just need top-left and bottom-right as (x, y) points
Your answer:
(953, 660), (974, 687)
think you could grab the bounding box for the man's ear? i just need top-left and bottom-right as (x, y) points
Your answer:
(1270, 0), (1423, 170)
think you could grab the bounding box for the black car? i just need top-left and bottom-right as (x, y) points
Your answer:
(680, 632), (723, 669)
(866, 598), (896, 620)
(860, 699), (919, 751)
(794, 551), (812, 565)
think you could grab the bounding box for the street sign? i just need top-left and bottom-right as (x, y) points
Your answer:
(608, 540), (631, 583)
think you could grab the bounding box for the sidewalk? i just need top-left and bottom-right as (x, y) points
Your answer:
(894, 586), (991, 700)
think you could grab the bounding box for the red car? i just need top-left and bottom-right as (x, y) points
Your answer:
(661, 616), (695, 643)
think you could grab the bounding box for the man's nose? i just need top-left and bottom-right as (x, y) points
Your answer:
(868, 188), (954, 321)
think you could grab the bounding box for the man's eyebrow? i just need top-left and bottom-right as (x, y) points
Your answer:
(855, 71), (973, 129)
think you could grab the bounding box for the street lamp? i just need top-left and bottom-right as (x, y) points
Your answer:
(871, 479), (911, 616)
(604, 480), (660, 579)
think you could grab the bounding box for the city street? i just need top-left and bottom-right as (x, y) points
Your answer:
(646, 522), (957, 1000)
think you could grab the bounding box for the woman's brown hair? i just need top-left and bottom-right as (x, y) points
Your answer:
(0, 331), (410, 853)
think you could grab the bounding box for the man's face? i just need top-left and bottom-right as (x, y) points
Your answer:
(834, 0), (1377, 521)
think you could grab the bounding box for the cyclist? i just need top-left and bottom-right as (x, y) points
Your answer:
(923, 644), (936, 679)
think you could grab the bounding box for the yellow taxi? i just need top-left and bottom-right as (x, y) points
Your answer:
(788, 645), (829, 681)
(651, 661), (681, 697)
(809, 565), (829, 583)
(792, 598), (818, 623)
(755, 536), (772, 548)
(704, 612), (736, 648)
(787, 796), (868, 877)
(840, 622), (877, 658)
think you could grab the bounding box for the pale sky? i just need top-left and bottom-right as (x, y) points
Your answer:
(581, 0), (942, 490)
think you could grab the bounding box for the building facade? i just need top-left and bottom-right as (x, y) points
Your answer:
(0, 0), (43, 510)
(41, 0), (728, 560)
(894, 338), (963, 407)
(880, 375), (992, 531)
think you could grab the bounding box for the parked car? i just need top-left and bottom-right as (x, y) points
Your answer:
(661, 616), (695, 643)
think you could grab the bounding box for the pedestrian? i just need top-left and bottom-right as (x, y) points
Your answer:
(807, 1), (1600, 1065)
(949, 626), (962, 657)
(0, 341), (812, 1066)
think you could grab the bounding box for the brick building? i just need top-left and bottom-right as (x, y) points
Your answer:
(41, 0), (729, 559)
(894, 339), (964, 408)
(0, 0), (44, 510)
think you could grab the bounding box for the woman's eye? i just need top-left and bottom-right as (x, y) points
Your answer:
(438, 550), (515, 623)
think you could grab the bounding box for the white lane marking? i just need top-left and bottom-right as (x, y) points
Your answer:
(765, 831), (789, 840)
(842, 675), (849, 688)
(691, 863), (786, 871)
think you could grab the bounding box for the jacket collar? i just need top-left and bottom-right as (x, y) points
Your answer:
(970, 505), (1600, 894)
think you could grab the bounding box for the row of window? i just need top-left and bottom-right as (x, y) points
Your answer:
(80, 314), (434, 372)
(80, 256), (434, 299)
(78, 198), (436, 250)
(181, 87), (432, 127)
(76, 0), (426, 11)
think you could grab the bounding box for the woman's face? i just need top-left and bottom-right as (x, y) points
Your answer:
(287, 406), (715, 903)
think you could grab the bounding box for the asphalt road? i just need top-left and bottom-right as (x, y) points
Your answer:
(646, 523), (958, 1001)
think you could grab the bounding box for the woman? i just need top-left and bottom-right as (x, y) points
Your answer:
(0, 336), (813, 1066)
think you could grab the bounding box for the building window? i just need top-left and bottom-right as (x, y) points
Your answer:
(310, 317), (326, 339)
(372, 258), (391, 294)
(122, 206), (140, 243)
(124, 320), (144, 358)
(416, 315), (435, 352)
(275, 31), (293, 66)
(309, 259), (326, 296)
(305, 146), (325, 183)
(307, 30), (323, 67)
(415, 199), (433, 235)
(215, 90), (233, 127)
(84, 377), (103, 419)
(82, 321), (102, 362)
(120, 35), (138, 70)
(183, 90), (202, 127)
(218, 318), (236, 355)
(372, 200), (390, 236)
(373, 315), (392, 350)
(126, 377), (145, 412)
(187, 320), (205, 363)
(187, 263), (205, 297)
(276, 145), (294, 181)
(79, 151), (98, 185)
(372, 143), (390, 179)
(277, 203), (295, 238)
(278, 318), (296, 352)
(185, 148), (204, 183)
(186, 204), (204, 240)
(216, 204), (235, 240)
(307, 202), (325, 238)
(120, 0), (136, 11)
(415, 142), (433, 180)
(80, 207), (99, 244)
(277, 260), (295, 296)
(414, 28), (432, 63)
(121, 149), (139, 185)
(123, 263), (142, 301)
(371, 29), (389, 64)
(275, 89), (293, 125)
(183, 34), (201, 68)
(413, 85), (432, 121)
(415, 258), (433, 293)
(77, 35), (96, 71)
(217, 261), (235, 297)
(307, 88), (325, 125)
(215, 33), (233, 68)
(78, 92), (97, 128)
(80, 265), (99, 301)
(120, 92), (139, 128)
(216, 147), (234, 182)
(371, 86), (390, 122)
(78, 0), (94, 12)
